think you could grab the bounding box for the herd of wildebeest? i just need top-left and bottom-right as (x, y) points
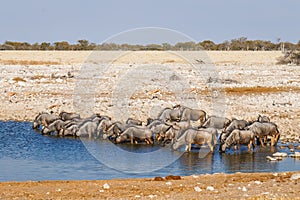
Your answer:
(32, 104), (280, 153)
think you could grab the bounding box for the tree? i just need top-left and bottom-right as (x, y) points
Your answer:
(199, 40), (216, 50)
(54, 41), (70, 50)
(162, 43), (172, 50)
(174, 42), (196, 50)
(77, 39), (89, 50)
(40, 42), (51, 50)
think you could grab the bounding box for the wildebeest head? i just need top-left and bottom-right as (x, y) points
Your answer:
(220, 143), (227, 152)
(63, 125), (78, 136)
(257, 114), (270, 123)
(172, 140), (180, 150)
(41, 127), (50, 135)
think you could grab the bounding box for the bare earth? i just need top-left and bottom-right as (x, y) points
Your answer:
(0, 51), (300, 199)
(1, 172), (300, 199)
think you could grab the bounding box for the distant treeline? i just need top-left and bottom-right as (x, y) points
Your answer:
(1, 38), (300, 51)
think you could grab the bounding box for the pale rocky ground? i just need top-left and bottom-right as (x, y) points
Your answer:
(0, 51), (299, 142)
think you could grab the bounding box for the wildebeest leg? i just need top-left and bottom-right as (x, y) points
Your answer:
(130, 137), (134, 144)
(263, 136), (268, 144)
(185, 143), (191, 152)
(148, 138), (153, 145)
(155, 133), (160, 141)
(270, 136), (275, 146)
(259, 137), (265, 147)
(58, 129), (64, 136)
(275, 134), (280, 145)
(248, 141), (252, 151)
(252, 139), (256, 150)
(208, 142), (214, 152)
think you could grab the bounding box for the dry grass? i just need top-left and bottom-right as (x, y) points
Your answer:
(224, 86), (300, 94)
(0, 59), (60, 65)
(185, 86), (300, 96)
(12, 77), (26, 82)
(30, 75), (49, 80)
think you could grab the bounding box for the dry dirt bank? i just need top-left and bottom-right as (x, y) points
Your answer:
(0, 171), (300, 199)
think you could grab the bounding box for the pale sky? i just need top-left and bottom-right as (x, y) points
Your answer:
(0, 0), (299, 44)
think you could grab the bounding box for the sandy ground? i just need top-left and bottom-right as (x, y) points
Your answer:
(1, 51), (300, 199)
(1, 172), (300, 199)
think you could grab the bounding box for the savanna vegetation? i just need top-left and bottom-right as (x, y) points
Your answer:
(1, 38), (300, 51)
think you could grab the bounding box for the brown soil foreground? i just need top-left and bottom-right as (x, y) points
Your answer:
(1, 171), (300, 200)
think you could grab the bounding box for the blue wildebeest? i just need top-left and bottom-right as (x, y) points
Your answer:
(220, 119), (249, 144)
(157, 107), (181, 123)
(202, 116), (231, 130)
(246, 122), (280, 146)
(59, 111), (80, 121)
(42, 119), (67, 135)
(220, 129), (256, 152)
(172, 128), (217, 152)
(173, 105), (206, 126)
(33, 112), (59, 129)
(126, 118), (143, 126)
(115, 126), (153, 144)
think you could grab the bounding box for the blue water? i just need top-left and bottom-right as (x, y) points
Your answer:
(0, 121), (299, 181)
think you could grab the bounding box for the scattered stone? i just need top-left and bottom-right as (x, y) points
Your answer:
(103, 183), (110, 189)
(276, 157), (283, 161)
(165, 182), (172, 186)
(206, 186), (214, 191)
(279, 146), (286, 149)
(290, 173), (300, 180)
(261, 192), (270, 195)
(165, 175), (181, 180)
(192, 175), (199, 178)
(148, 194), (157, 199)
(56, 188), (61, 192)
(254, 181), (262, 185)
(153, 177), (164, 181)
(273, 173), (278, 177)
(266, 156), (277, 161)
(288, 144), (294, 149)
(290, 152), (300, 158)
(135, 195), (141, 198)
(273, 152), (288, 157)
(242, 186), (247, 192)
(99, 190), (104, 193)
(290, 149), (295, 152)
(194, 186), (202, 192)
